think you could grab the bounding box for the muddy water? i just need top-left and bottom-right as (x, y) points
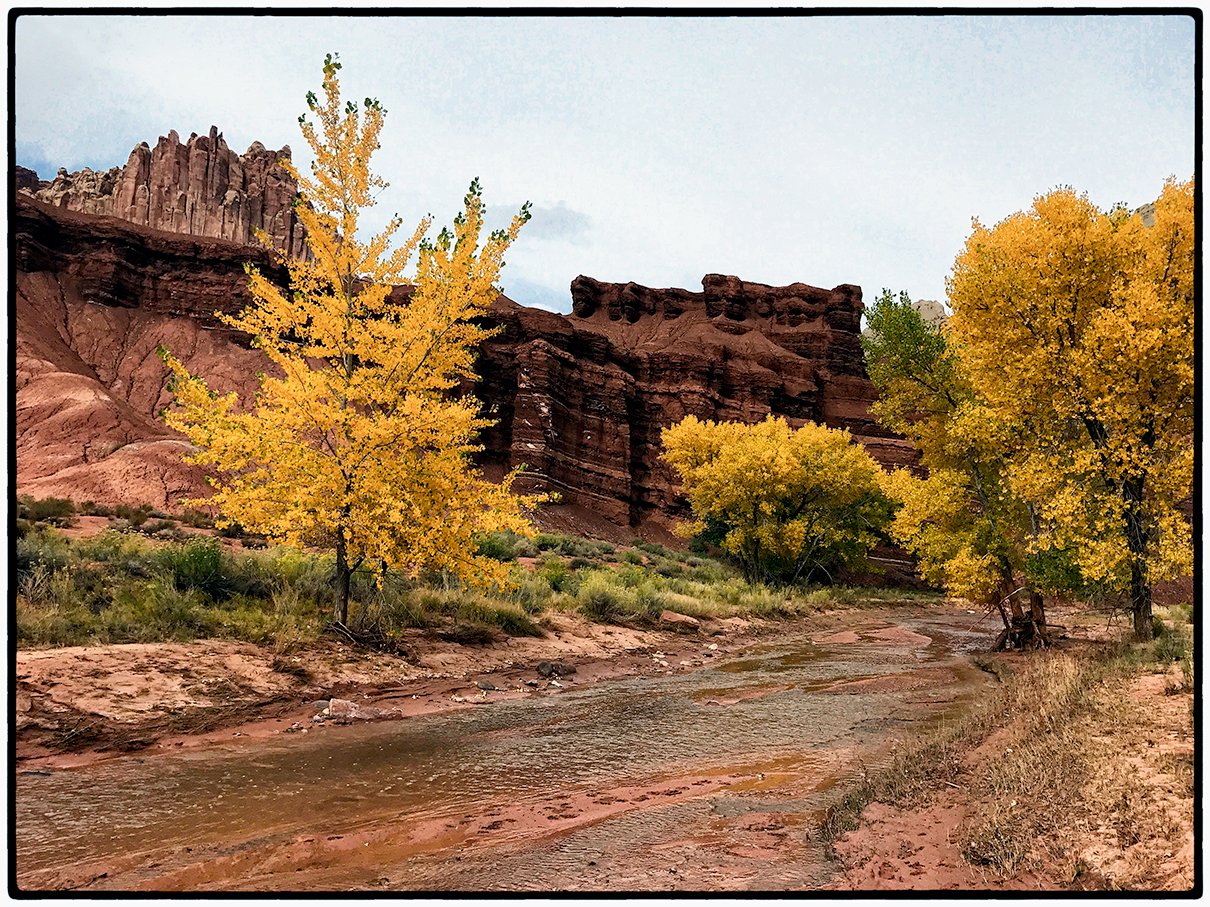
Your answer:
(15, 608), (993, 891)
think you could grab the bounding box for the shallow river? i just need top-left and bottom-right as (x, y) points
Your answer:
(16, 608), (994, 892)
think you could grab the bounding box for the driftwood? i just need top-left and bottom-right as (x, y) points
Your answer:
(988, 586), (1051, 651)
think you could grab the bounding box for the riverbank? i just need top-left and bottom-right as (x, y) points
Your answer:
(16, 607), (815, 770)
(16, 602), (991, 892)
(823, 617), (1196, 892)
(15, 600), (1195, 892)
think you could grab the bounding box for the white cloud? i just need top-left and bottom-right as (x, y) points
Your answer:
(14, 13), (1195, 312)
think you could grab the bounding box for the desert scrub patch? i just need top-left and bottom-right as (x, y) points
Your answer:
(577, 571), (631, 622)
(820, 648), (1128, 872)
(17, 495), (77, 528)
(475, 530), (521, 562)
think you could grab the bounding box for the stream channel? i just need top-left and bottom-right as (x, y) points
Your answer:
(16, 607), (994, 892)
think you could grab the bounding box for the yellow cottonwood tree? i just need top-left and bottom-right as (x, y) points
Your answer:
(661, 415), (891, 585)
(946, 179), (1194, 640)
(162, 54), (542, 623)
(864, 290), (1057, 646)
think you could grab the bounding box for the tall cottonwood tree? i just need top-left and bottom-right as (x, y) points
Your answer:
(946, 179), (1194, 640)
(863, 291), (1044, 644)
(163, 54), (541, 623)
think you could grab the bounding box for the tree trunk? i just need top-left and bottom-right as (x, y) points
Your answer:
(1123, 476), (1154, 641)
(334, 527), (351, 626)
(1130, 557), (1153, 641)
(1028, 588), (1046, 628)
(1027, 587), (1049, 647)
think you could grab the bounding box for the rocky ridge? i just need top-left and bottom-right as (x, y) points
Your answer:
(14, 182), (916, 557)
(19, 126), (309, 260)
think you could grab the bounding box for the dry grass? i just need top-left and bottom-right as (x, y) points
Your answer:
(822, 617), (1195, 890)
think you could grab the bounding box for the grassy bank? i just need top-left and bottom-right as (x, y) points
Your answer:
(821, 604), (1195, 888)
(15, 510), (940, 651)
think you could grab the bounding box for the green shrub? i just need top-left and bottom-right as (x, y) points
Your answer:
(179, 508), (216, 529)
(612, 564), (647, 588)
(512, 572), (554, 614)
(578, 572), (630, 622)
(653, 558), (683, 577)
(153, 538), (230, 601)
(540, 559), (572, 592)
(1154, 625), (1192, 665)
(15, 528), (72, 577)
(114, 503), (154, 528)
(621, 549), (644, 565)
(630, 580), (666, 618)
(18, 496), (76, 527)
(535, 533), (561, 551)
(457, 598), (544, 637)
(513, 536), (539, 559)
(476, 530), (519, 561)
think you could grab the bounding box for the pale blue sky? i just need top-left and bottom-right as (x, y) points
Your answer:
(13, 13), (1197, 313)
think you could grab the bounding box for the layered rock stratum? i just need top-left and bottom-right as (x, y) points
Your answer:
(16, 137), (917, 573)
(16, 190), (915, 525)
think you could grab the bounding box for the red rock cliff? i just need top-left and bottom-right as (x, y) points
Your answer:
(15, 192), (916, 538)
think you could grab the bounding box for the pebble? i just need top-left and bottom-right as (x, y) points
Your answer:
(549, 680), (563, 688)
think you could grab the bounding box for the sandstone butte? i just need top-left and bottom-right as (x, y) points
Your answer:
(15, 139), (919, 578)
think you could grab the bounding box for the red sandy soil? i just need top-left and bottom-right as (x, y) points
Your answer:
(825, 658), (1196, 892)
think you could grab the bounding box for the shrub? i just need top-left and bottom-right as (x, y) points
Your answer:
(578, 572), (630, 622)
(15, 528), (72, 577)
(153, 538), (230, 601)
(457, 598), (544, 637)
(114, 503), (154, 528)
(512, 572), (554, 614)
(1154, 625), (1192, 665)
(535, 533), (561, 551)
(18, 496), (76, 527)
(179, 508), (216, 529)
(540, 559), (572, 592)
(476, 530), (519, 562)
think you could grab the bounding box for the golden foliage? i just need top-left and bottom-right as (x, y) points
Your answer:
(946, 179), (1195, 597)
(162, 55), (542, 616)
(661, 415), (890, 584)
(863, 290), (1029, 603)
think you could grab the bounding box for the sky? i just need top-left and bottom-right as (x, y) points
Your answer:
(13, 13), (1197, 315)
